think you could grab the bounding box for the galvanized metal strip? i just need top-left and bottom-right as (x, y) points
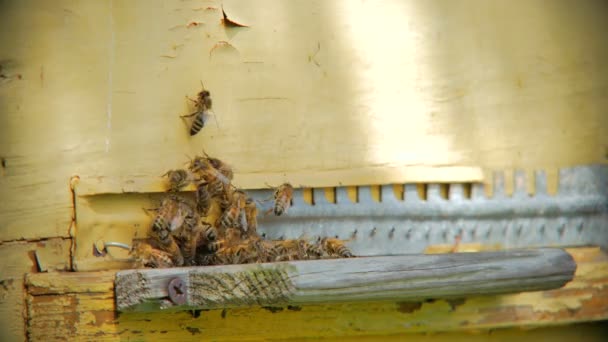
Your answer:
(252, 165), (608, 255)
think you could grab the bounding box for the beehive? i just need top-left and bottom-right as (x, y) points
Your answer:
(1, 0), (607, 341)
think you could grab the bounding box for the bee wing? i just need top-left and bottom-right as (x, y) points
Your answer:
(239, 210), (248, 232)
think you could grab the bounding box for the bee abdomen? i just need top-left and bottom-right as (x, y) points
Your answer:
(190, 112), (206, 136)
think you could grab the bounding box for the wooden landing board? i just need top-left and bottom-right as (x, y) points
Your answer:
(24, 247), (608, 341)
(115, 248), (576, 312)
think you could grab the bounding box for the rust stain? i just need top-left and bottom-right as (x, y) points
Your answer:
(90, 310), (116, 327)
(396, 301), (423, 314)
(209, 41), (239, 59)
(187, 21), (204, 28)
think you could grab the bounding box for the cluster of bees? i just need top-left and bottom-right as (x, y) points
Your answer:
(129, 86), (353, 269)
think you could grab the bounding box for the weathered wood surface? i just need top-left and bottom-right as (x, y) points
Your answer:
(24, 247), (608, 341)
(0, 239), (71, 342)
(115, 248), (575, 311)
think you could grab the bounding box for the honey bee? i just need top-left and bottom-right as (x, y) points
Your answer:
(195, 181), (211, 215)
(273, 183), (294, 216)
(268, 239), (308, 261)
(181, 82), (213, 136)
(304, 239), (324, 259)
(205, 154), (234, 181)
(174, 208), (201, 266)
(243, 198), (258, 235)
(206, 240), (225, 253)
(188, 156), (230, 197)
(217, 199), (242, 230)
(162, 169), (193, 192)
(130, 239), (175, 268)
(199, 222), (218, 243)
(321, 238), (354, 258)
(149, 195), (197, 266)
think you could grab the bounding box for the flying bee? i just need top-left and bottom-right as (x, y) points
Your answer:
(181, 82), (213, 136)
(162, 169), (193, 192)
(195, 181), (212, 215)
(130, 239), (175, 269)
(321, 238), (354, 258)
(273, 183), (294, 216)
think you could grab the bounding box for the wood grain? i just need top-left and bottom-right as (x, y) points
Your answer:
(0, 239), (71, 342)
(114, 248), (575, 311)
(24, 247), (608, 341)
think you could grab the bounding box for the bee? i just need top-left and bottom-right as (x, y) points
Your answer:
(217, 199), (242, 230)
(188, 156), (230, 196)
(130, 239), (175, 269)
(181, 82), (213, 136)
(195, 181), (212, 215)
(206, 240), (225, 253)
(304, 239), (324, 259)
(149, 195), (195, 266)
(243, 198), (258, 235)
(150, 195), (191, 235)
(268, 239), (308, 261)
(273, 183), (294, 216)
(162, 169), (193, 192)
(205, 153), (234, 181)
(321, 238), (354, 258)
(199, 222), (218, 244)
(174, 208), (201, 266)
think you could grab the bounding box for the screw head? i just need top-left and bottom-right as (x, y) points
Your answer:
(168, 278), (187, 305)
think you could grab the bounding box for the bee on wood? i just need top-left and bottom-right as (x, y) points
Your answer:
(273, 183), (294, 216)
(195, 181), (212, 215)
(268, 239), (308, 261)
(130, 239), (175, 269)
(181, 82), (213, 136)
(321, 238), (354, 258)
(162, 169), (193, 192)
(304, 239), (324, 259)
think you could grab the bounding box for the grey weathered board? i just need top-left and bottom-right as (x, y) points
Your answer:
(115, 248), (576, 312)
